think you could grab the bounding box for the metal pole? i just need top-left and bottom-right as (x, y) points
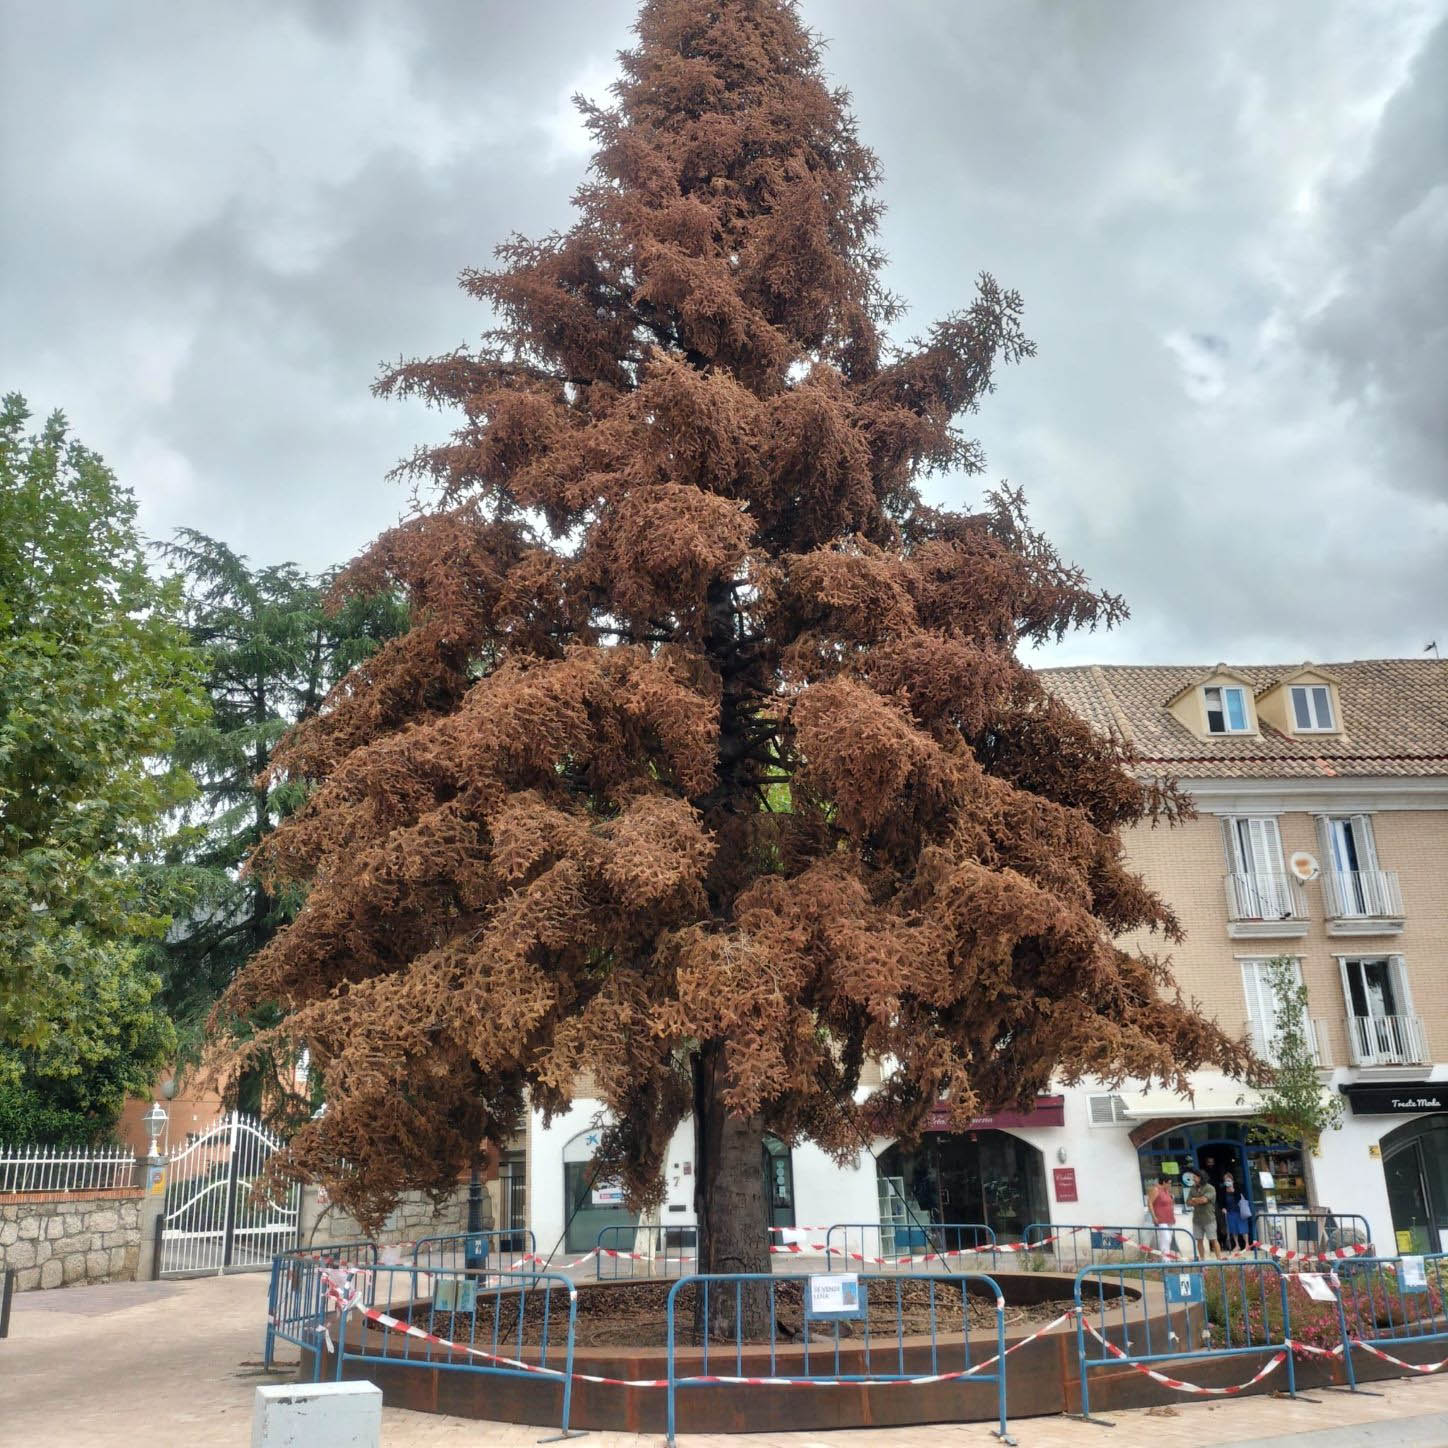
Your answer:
(221, 1112), (240, 1273)
(466, 1163), (486, 1271)
(1, 1267), (14, 1339)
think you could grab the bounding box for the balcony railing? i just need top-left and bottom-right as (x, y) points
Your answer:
(1248, 1016), (1326, 1067)
(1224, 871), (1309, 928)
(1347, 1013), (1428, 1067)
(1324, 868), (1404, 921)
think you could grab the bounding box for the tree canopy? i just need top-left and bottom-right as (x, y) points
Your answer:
(0, 394), (198, 1134)
(155, 531), (405, 1063)
(220, 0), (1244, 1258)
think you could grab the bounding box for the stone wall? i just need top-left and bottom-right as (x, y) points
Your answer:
(301, 1182), (482, 1251)
(0, 1191), (142, 1290)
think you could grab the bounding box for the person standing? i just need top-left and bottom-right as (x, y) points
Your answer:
(1184, 1171), (1220, 1258)
(1147, 1176), (1179, 1255)
(1222, 1173), (1252, 1252)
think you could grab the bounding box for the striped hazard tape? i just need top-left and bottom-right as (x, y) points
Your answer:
(339, 1300), (1079, 1390)
(1083, 1321), (1288, 1396)
(1240, 1241), (1375, 1266)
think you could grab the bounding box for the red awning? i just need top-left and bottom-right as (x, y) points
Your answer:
(926, 1095), (1065, 1132)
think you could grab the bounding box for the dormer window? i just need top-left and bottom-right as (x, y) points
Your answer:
(1204, 685), (1249, 734)
(1290, 684), (1335, 732)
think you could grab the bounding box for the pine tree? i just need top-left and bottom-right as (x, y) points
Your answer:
(157, 531), (405, 1074)
(219, 0), (1244, 1301)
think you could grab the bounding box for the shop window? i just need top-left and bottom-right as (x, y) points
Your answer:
(1135, 1120), (1306, 1217)
(562, 1126), (639, 1254)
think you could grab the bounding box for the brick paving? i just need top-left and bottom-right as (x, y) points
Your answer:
(2, 1272), (1446, 1446)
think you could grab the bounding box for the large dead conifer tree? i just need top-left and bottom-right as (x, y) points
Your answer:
(221, 0), (1243, 1291)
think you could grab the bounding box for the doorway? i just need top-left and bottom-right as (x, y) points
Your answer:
(1381, 1115), (1448, 1255)
(878, 1130), (1048, 1242)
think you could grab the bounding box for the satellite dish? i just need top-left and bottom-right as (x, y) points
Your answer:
(1289, 851), (1320, 882)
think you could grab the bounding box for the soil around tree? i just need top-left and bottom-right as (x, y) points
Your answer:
(398, 1276), (1080, 1349)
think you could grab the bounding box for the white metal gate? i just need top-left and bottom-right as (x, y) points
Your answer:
(158, 1112), (298, 1276)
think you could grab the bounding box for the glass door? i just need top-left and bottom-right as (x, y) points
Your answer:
(1384, 1143), (1433, 1255)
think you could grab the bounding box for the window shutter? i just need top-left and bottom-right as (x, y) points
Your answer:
(1351, 814), (1380, 873)
(1389, 954), (1413, 1017)
(1317, 815), (1341, 915)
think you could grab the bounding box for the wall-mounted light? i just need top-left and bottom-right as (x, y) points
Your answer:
(1056, 1147), (1068, 1165)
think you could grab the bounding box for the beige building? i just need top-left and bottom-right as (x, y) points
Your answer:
(1044, 658), (1448, 1253)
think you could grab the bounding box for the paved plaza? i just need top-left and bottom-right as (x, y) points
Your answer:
(3, 1274), (1448, 1446)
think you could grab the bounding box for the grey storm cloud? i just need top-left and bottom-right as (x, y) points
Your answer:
(1, 0), (1444, 665)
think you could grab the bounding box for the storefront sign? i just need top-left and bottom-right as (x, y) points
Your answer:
(1343, 1084), (1445, 1116)
(1052, 1167), (1078, 1203)
(806, 1273), (863, 1320)
(591, 1183), (626, 1206)
(927, 1095), (1065, 1132)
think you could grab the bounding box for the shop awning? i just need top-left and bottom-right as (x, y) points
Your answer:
(1120, 1072), (1263, 1121)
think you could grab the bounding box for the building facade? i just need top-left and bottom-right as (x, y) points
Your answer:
(525, 658), (1448, 1258)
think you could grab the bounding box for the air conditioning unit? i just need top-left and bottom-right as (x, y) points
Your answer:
(1288, 851), (1320, 882)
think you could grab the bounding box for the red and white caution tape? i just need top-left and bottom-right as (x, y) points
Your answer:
(1245, 1241), (1375, 1266)
(348, 1302), (1051, 1389)
(1350, 1340), (1448, 1375)
(1083, 1320), (1286, 1396)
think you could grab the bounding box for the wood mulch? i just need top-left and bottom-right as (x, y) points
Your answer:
(396, 1276), (1078, 1349)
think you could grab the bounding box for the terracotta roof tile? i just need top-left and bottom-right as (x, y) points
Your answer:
(1039, 658), (1448, 779)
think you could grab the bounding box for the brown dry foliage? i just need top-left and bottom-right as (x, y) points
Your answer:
(214, 0), (1246, 1229)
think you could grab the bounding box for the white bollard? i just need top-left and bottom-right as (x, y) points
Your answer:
(252, 1382), (382, 1448)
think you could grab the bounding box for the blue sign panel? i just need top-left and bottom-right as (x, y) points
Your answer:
(1165, 1271), (1205, 1305)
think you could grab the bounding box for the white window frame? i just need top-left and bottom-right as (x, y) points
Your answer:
(1240, 955), (1305, 1063)
(1289, 684), (1335, 732)
(1336, 952), (1421, 1064)
(1317, 813), (1385, 917)
(1204, 684), (1251, 735)
(1223, 815), (1289, 917)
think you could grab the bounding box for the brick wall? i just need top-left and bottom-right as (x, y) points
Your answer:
(1117, 805), (1448, 1062)
(0, 1191), (142, 1290)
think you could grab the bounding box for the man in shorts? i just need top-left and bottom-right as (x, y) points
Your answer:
(1183, 1171), (1220, 1258)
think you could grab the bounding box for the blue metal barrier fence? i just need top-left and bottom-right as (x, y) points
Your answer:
(664, 1271), (1014, 1447)
(1253, 1210), (1373, 1257)
(823, 1221), (995, 1271)
(411, 1228), (537, 1274)
(333, 1264), (580, 1437)
(596, 1223), (697, 1279)
(1337, 1250), (1448, 1375)
(265, 1241), (377, 1368)
(1074, 1258), (1297, 1418)
(1025, 1223), (1197, 1273)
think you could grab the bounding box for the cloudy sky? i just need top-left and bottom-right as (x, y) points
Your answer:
(3, 0), (1444, 665)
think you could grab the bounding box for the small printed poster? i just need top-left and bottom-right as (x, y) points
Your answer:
(435, 1277), (477, 1313)
(1401, 1255), (1428, 1293)
(145, 1165), (166, 1197)
(1297, 1273), (1337, 1303)
(1052, 1167), (1078, 1203)
(1396, 1230), (1416, 1253)
(1258, 1170), (1275, 1189)
(807, 1273), (863, 1320)
(591, 1183), (626, 1206)
(1161, 1161), (1180, 1176)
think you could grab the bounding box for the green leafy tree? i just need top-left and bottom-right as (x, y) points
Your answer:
(0, 946), (176, 1143)
(154, 531), (405, 1061)
(0, 394), (200, 1134)
(1251, 955), (1342, 1151)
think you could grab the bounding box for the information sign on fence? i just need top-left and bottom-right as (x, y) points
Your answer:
(806, 1272), (863, 1320)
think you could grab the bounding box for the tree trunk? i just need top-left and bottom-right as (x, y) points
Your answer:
(693, 1041), (772, 1340)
